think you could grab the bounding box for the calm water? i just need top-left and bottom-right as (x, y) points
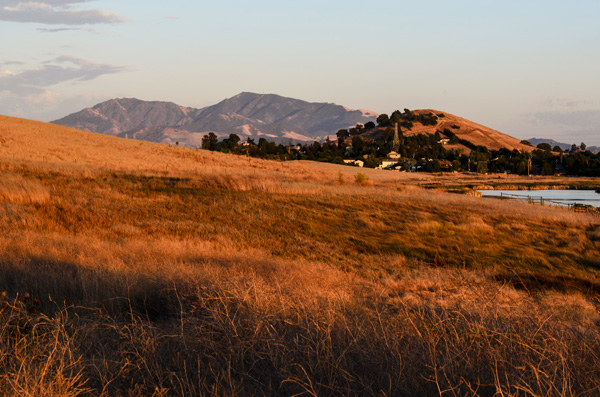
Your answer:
(478, 189), (600, 208)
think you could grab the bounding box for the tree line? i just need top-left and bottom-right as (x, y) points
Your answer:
(200, 109), (600, 176)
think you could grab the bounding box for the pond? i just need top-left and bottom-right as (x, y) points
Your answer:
(477, 189), (600, 208)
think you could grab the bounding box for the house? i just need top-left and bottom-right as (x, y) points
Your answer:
(379, 159), (399, 169)
(379, 151), (402, 169)
(343, 159), (365, 167)
(439, 138), (450, 145)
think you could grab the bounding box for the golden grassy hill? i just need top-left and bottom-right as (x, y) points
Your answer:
(0, 115), (578, 190)
(1, 115), (600, 395)
(414, 109), (532, 151)
(360, 109), (532, 154)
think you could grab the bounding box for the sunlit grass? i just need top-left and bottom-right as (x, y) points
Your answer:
(0, 115), (599, 395)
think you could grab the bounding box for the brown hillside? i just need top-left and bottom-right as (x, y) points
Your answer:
(0, 115), (407, 188)
(1, 115), (600, 395)
(0, 115), (590, 190)
(361, 109), (532, 153)
(0, 115), (311, 179)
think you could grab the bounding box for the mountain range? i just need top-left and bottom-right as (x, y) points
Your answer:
(52, 92), (378, 146)
(525, 138), (599, 153)
(52, 92), (579, 154)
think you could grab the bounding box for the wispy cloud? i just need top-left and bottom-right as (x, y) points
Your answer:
(0, 0), (127, 25)
(1, 59), (25, 65)
(36, 26), (99, 34)
(0, 56), (126, 95)
(0, 89), (108, 122)
(38, 27), (78, 32)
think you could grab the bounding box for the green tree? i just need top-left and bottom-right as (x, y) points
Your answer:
(541, 162), (555, 175)
(201, 132), (218, 150)
(426, 159), (441, 172)
(390, 110), (403, 125)
(227, 134), (240, 150)
(352, 136), (365, 154)
(376, 113), (390, 127)
(364, 155), (379, 168)
(476, 161), (487, 174)
(336, 129), (349, 142)
(536, 142), (552, 151)
(565, 153), (589, 173)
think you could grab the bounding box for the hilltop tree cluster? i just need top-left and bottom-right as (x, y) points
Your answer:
(200, 109), (600, 176)
(377, 109), (440, 129)
(202, 132), (297, 160)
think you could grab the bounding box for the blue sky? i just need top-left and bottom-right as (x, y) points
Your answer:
(1, 0), (599, 145)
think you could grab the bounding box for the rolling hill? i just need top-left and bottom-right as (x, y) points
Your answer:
(359, 109), (533, 153)
(2, 114), (600, 395)
(51, 92), (378, 146)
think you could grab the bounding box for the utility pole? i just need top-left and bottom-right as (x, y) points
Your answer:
(393, 123), (400, 152)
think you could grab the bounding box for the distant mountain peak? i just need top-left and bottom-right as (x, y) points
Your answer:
(52, 93), (378, 145)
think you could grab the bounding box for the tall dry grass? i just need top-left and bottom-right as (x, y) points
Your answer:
(0, 172), (49, 204)
(0, 302), (89, 397)
(1, 115), (600, 395)
(1, 233), (599, 395)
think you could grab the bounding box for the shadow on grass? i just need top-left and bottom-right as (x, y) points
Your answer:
(0, 256), (179, 320)
(494, 272), (600, 297)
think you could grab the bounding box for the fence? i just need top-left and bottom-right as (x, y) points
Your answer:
(497, 192), (600, 216)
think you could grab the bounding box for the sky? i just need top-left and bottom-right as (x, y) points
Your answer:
(1, 0), (599, 145)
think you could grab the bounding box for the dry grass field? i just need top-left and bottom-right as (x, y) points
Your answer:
(1, 116), (600, 396)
